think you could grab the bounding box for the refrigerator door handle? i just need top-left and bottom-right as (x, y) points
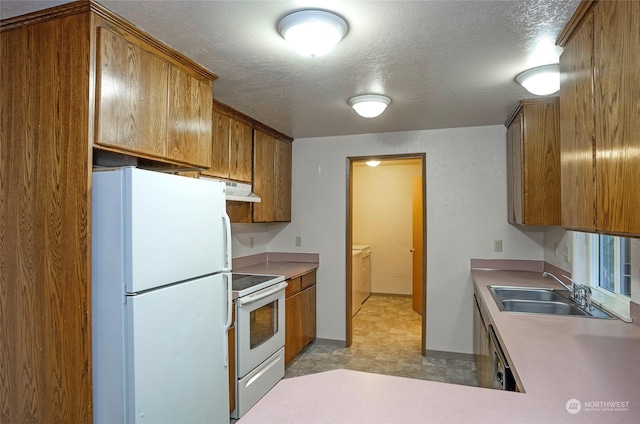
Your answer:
(222, 211), (232, 272)
(223, 272), (233, 368)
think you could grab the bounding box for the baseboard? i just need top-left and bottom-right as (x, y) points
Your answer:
(425, 349), (474, 362)
(370, 292), (411, 298)
(314, 338), (346, 347)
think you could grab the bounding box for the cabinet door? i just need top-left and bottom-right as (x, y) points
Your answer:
(167, 66), (212, 167)
(304, 285), (317, 345)
(275, 139), (292, 222)
(229, 118), (253, 182)
(285, 291), (304, 364)
(559, 11), (596, 231)
(507, 112), (523, 225)
(96, 27), (168, 157)
(594, 0), (640, 234)
(522, 101), (561, 226)
(203, 111), (230, 178)
(253, 130), (276, 222)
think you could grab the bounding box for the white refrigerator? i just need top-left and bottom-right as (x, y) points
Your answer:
(92, 167), (232, 424)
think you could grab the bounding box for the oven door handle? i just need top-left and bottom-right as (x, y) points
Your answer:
(237, 281), (288, 307)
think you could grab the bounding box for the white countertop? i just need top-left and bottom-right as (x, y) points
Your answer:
(239, 269), (640, 423)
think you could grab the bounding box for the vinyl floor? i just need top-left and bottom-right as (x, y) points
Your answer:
(284, 294), (479, 387)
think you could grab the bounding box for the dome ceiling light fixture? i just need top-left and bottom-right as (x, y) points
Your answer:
(348, 94), (392, 118)
(277, 9), (348, 58)
(516, 64), (560, 96)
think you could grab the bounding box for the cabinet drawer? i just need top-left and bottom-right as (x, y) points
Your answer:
(285, 277), (301, 297)
(301, 270), (316, 289)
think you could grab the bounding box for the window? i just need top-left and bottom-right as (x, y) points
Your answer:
(590, 234), (631, 299)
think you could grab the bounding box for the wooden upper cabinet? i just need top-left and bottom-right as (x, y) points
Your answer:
(203, 110), (252, 182)
(559, 9), (595, 232)
(253, 130), (276, 222)
(206, 111), (231, 178)
(506, 98), (561, 226)
(94, 20), (215, 168)
(558, 0), (640, 235)
(593, 0), (640, 235)
(167, 66), (212, 168)
(274, 137), (292, 221)
(95, 27), (168, 157)
(253, 130), (292, 222)
(229, 118), (253, 182)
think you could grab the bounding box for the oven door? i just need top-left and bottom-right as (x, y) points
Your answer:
(236, 281), (287, 378)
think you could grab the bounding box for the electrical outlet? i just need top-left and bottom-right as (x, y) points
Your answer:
(494, 240), (503, 252)
(563, 245), (570, 263)
(295, 236), (302, 247)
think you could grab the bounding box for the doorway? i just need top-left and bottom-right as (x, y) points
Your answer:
(346, 154), (426, 355)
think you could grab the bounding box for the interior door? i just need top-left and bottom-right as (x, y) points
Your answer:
(412, 176), (423, 315)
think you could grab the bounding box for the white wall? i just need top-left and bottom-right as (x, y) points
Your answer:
(260, 125), (544, 354)
(543, 226), (572, 272)
(353, 162), (422, 295)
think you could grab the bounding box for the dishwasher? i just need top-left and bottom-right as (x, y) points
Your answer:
(488, 325), (516, 391)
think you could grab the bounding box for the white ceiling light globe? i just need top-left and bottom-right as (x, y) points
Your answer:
(348, 95), (392, 118)
(516, 64), (560, 96)
(278, 10), (348, 57)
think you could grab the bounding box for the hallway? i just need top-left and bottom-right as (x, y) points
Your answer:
(285, 295), (478, 386)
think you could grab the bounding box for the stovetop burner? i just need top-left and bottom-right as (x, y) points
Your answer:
(232, 273), (284, 297)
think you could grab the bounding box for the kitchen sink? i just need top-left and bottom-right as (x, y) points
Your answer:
(491, 287), (566, 302)
(488, 285), (615, 319)
(500, 299), (586, 315)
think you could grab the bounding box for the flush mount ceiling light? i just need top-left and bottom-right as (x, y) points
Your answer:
(516, 64), (560, 96)
(365, 160), (381, 167)
(348, 94), (392, 118)
(277, 10), (348, 57)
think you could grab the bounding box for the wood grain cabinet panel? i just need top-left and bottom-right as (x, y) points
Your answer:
(506, 98), (561, 226)
(167, 66), (212, 168)
(253, 130), (277, 222)
(559, 10), (596, 231)
(559, 0), (640, 235)
(202, 110), (252, 182)
(593, 0), (640, 234)
(275, 138), (292, 222)
(206, 111), (231, 179)
(229, 118), (253, 182)
(1, 12), (92, 423)
(284, 271), (317, 364)
(96, 26), (168, 158)
(94, 22), (214, 168)
(473, 295), (492, 389)
(253, 130), (292, 223)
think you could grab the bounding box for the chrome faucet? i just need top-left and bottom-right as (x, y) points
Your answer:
(542, 272), (593, 310)
(564, 275), (593, 311)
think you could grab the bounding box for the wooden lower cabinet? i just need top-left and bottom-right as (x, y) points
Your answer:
(473, 294), (493, 389)
(285, 271), (317, 364)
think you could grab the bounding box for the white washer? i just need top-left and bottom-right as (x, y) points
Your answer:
(352, 244), (371, 308)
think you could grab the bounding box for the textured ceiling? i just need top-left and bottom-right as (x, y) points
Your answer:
(1, 0), (580, 139)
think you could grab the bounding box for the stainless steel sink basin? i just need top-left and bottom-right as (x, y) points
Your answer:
(500, 299), (586, 315)
(488, 285), (615, 319)
(492, 287), (566, 302)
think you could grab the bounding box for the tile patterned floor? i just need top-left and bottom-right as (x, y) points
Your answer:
(285, 294), (478, 387)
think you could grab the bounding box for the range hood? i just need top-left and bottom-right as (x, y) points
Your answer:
(224, 181), (261, 203)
